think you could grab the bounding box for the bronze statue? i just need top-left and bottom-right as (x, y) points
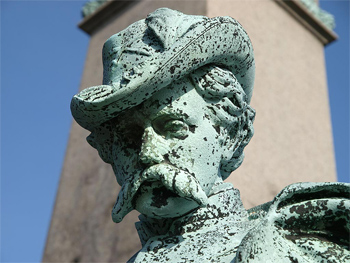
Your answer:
(71, 8), (349, 263)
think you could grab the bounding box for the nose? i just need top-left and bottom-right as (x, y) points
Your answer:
(139, 127), (168, 166)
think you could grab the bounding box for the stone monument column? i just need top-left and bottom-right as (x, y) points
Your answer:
(43, 1), (337, 262)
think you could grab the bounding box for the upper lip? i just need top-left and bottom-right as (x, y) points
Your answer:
(112, 163), (208, 223)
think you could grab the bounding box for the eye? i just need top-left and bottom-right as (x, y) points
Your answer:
(113, 120), (144, 150)
(164, 120), (187, 133)
(124, 124), (144, 148)
(153, 118), (189, 139)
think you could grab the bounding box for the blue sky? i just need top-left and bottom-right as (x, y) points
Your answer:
(1, 1), (349, 262)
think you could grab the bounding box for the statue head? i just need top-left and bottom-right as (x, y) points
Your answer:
(71, 8), (255, 223)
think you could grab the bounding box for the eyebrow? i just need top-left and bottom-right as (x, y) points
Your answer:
(112, 108), (144, 128)
(151, 107), (183, 121)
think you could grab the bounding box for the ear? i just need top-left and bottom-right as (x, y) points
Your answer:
(239, 122), (255, 150)
(220, 111), (255, 174)
(221, 115), (251, 154)
(221, 127), (246, 161)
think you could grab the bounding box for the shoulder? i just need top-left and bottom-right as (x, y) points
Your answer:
(236, 182), (350, 263)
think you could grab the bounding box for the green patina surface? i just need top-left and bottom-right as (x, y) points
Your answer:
(81, 0), (108, 18)
(299, 0), (335, 30)
(72, 8), (349, 262)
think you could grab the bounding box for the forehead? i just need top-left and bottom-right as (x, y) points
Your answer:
(117, 79), (209, 125)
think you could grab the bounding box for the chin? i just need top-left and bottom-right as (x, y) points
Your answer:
(134, 182), (199, 219)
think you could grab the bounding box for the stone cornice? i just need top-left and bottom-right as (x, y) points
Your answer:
(275, 0), (337, 45)
(79, 0), (137, 35)
(79, 0), (337, 45)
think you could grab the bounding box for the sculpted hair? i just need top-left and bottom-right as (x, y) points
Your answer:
(190, 65), (256, 180)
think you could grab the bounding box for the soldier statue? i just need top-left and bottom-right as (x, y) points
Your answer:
(71, 8), (349, 262)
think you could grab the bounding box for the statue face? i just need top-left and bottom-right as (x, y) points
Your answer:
(104, 80), (229, 221)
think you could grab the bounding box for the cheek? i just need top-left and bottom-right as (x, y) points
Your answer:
(167, 143), (196, 172)
(191, 140), (223, 173)
(112, 142), (142, 185)
(167, 133), (223, 173)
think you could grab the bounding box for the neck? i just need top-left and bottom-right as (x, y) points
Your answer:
(135, 182), (248, 246)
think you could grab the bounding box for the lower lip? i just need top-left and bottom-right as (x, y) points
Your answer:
(133, 181), (199, 218)
(133, 180), (179, 204)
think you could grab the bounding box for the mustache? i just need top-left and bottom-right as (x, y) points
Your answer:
(111, 163), (209, 223)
